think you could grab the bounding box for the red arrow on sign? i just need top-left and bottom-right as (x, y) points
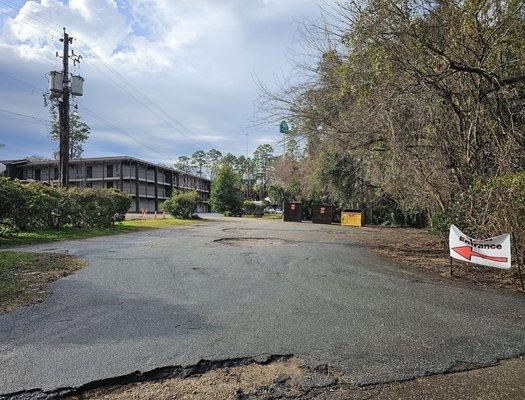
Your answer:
(452, 246), (508, 263)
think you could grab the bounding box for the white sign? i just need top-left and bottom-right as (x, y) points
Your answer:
(449, 225), (511, 269)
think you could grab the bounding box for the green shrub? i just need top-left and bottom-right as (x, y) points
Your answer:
(243, 200), (265, 217)
(39, 184), (68, 230)
(0, 178), (132, 231)
(110, 190), (133, 223)
(0, 179), (47, 231)
(0, 178), (19, 229)
(162, 190), (198, 219)
(243, 200), (256, 215)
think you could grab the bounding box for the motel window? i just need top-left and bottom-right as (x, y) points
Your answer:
(106, 181), (113, 189)
(107, 165), (113, 178)
(86, 166), (93, 179)
(34, 169), (41, 181)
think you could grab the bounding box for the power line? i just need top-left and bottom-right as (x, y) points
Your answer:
(75, 41), (210, 148)
(0, 108), (51, 124)
(78, 105), (177, 161)
(0, 0), (212, 149)
(1, 71), (45, 92)
(0, 71), (45, 92)
(79, 52), (205, 148)
(0, 0), (62, 33)
(0, 2), (61, 38)
(1, 71), (176, 161)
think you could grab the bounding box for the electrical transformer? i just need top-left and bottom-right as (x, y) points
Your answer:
(49, 71), (63, 93)
(71, 75), (84, 96)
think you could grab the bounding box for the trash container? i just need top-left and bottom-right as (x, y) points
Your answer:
(341, 209), (364, 227)
(283, 202), (302, 222)
(311, 204), (334, 224)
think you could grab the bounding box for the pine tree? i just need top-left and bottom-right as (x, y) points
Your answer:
(210, 163), (243, 215)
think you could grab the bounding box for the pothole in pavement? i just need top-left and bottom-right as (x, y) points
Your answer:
(214, 237), (287, 246)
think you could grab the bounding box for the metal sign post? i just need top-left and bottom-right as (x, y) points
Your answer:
(279, 120), (289, 156)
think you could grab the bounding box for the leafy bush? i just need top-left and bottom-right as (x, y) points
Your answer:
(110, 190), (133, 223)
(243, 200), (265, 217)
(162, 190), (198, 219)
(0, 179), (47, 231)
(243, 200), (256, 215)
(0, 178), (132, 231)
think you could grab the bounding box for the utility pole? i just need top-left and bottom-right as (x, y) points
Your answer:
(59, 28), (72, 187)
(50, 28), (83, 187)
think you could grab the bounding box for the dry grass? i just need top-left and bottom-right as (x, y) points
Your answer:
(346, 226), (521, 290)
(70, 357), (305, 400)
(67, 355), (525, 400)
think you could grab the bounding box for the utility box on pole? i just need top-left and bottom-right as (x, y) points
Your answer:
(70, 75), (84, 96)
(49, 71), (63, 94)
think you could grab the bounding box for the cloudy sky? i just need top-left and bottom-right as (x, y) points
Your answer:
(0, 0), (323, 163)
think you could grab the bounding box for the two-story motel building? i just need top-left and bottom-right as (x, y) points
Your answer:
(0, 156), (211, 213)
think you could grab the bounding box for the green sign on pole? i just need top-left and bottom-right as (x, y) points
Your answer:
(279, 120), (289, 134)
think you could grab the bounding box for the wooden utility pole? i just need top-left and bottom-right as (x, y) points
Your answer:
(59, 29), (72, 187)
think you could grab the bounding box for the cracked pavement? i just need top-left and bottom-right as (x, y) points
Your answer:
(0, 216), (524, 395)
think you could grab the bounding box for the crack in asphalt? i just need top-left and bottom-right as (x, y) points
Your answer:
(0, 355), (294, 400)
(3, 354), (524, 400)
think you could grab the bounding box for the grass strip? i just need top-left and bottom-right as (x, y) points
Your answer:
(0, 218), (198, 247)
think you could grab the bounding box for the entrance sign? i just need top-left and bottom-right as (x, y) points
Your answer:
(449, 225), (511, 269)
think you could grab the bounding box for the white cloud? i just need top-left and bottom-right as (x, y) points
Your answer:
(0, 0), (322, 161)
(5, 0), (128, 55)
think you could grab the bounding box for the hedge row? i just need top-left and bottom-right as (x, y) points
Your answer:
(0, 177), (132, 231)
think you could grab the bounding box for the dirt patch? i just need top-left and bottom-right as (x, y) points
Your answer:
(61, 356), (525, 400)
(0, 251), (86, 314)
(66, 357), (341, 400)
(327, 356), (525, 400)
(345, 226), (522, 291)
(214, 237), (287, 247)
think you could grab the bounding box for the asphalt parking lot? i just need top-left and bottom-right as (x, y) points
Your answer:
(0, 216), (524, 395)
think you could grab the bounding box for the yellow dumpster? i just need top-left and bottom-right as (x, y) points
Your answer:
(341, 210), (364, 227)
